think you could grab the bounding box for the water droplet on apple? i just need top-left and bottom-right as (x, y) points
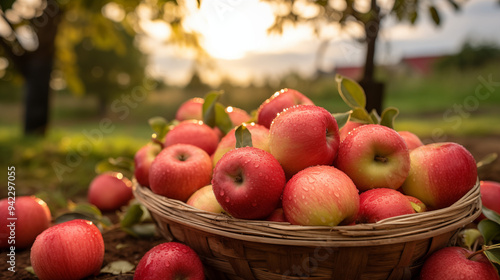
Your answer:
(302, 186), (309, 192)
(219, 190), (225, 197)
(301, 195), (305, 199)
(334, 192), (340, 198)
(225, 197), (230, 203)
(254, 163), (260, 168)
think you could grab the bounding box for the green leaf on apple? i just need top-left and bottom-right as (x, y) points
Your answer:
(202, 90), (223, 127)
(478, 219), (500, 245)
(350, 107), (372, 123)
(460, 228), (482, 250)
(100, 260), (135, 275)
(335, 74), (366, 109)
(369, 109), (381, 124)
(484, 247), (500, 265)
(148, 116), (170, 142)
(379, 107), (400, 129)
(95, 157), (134, 177)
(235, 124), (253, 148)
(214, 102), (234, 134)
(482, 206), (500, 225)
(332, 111), (352, 130)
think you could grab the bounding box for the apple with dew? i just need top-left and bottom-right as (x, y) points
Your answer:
(269, 105), (340, 178)
(175, 97), (204, 121)
(405, 195), (427, 213)
(134, 142), (162, 187)
(30, 219), (105, 280)
(420, 247), (500, 280)
(165, 120), (220, 155)
(226, 106), (251, 126)
(336, 124), (410, 192)
(398, 130), (424, 150)
(257, 88), (314, 128)
(476, 180), (500, 221)
(212, 147), (286, 220)
(0, 196), (51, 249)
(266, 208), (288, 222)
(356, 188), (415, 223)
(87, 172), (133, 212)
(134, 242), (205, 280)
(150, 144), (213, 202)
(401, 142), (477, 210)
(339, 120), (365, 142)
(186, 185), (224, 214)
(282, 165), (359, 226)
(212, 123), (270, 166)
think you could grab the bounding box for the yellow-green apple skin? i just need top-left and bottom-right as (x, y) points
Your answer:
(149, 143), (213, 202)
(186, 185), (224, 214)
(401, 142), (477, 210)
(257, 88), (314, 129)
(165, 120), (220, 156)
(269, 105), (340, 179)
(212, 123), (270, 166)
(212, 147), (286, 220)
(398, 131), (424, 150)
(175, 97), (204, 121)
(335, 124), (410, 192)
(282, 165), (359, 226)
(356, 188), (415, 223)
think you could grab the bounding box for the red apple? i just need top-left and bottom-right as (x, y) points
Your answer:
(226, 106), (251, 126)
(30, 219), (104, 280)
(476, 180), (500, 221)
(257, 88), (314, 128)
(175, 97), (204, 121)
(269, 105), (340, 178)
(401, 142), (477, 210)
(0, 196), (51, 249)
(134, 242), (205, 280)
(420, 247), (500, 280)
(339, 120), (365, 142)
(266, 208), (288, 222)
(405, 195), (427, 213)
(336, 124), (410, 192)
(356, 188), (415, 223)
(165, 120), (220, 155)
(87, 172), (133, 212)
(186, 185), (224, 214)
(212, 147), (286, 219)
(398, 130), (424, 150)
(134, 142), (162, 187)
(150, 144), (213, 202)
(212, 123), (270, 166)
(282, 165), (359, 226)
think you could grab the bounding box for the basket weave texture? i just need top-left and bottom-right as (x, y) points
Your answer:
(133, 180), (481, 280)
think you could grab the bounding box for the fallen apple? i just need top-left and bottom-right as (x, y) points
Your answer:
(87, 172), (134, 212)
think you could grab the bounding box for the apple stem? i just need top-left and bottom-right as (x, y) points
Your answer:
(151, 136), (164, 149)
(374, 155), (388, 163)
(467, 248), (485, 260)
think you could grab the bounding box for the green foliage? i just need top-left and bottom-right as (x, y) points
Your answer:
(235, 125), (253, 148)
(435, 41), (500, 71)
(202, 91), (233, 134)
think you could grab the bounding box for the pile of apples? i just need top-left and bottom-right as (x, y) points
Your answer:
(136, 80), (479, 227)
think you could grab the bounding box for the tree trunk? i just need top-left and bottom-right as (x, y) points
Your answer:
(360, 0), (384, 114)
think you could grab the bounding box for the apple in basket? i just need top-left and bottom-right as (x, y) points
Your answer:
(149, 143), (213, 202)
(356, 188), (415, 223)
(398, 130), (424, 150)
(134, 142), (162, 187)
(419, 247), (500, 280)
(282, 165), (359, 226)
(164, 120), (220, 155)
(135, 242), (205, 280)
(269, 105), (340, 179)
(335, 124), (410, 192)
(87, 172), (134, 212)
(212, 147), (286, 220)
(338, 120), (365, 142)
(401, 142), (477, 210)
(257, 88), (314, 129)
(186, 185), (224, 214)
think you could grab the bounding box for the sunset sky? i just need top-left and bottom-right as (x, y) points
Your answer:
(143, 0), (500, 87)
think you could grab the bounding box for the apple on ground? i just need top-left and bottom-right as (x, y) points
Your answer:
(398, 131), (424, 150)
(335, 124), (410, 192)
(356, 188), (415, 223)
(401, 142), (477, 210)
(186, 185), (224, 214)
(405, 195), (427, 213)
(165, 120), (220, 155)
(87, 172), (134, 212)
(212, 123), (270, 166)
(282, 165), (359, 226)
(150, 144), (213, 202)
(226, 106), (251, 126)
(269, 105), (340, 178)
(339, 120), (365, 142)
(134, 142), (162, 187)
(175, 97), (204, 121)
(266, 208), (288, 222)
(257, 88), (314, 128)
(420, 247), (500, 280)
(134, 242), (205, 280)
(212, 147), (286, 220)
(476, 180), (500, 221)
(0, 196), (51, 249)
(30, 219), (105, 280)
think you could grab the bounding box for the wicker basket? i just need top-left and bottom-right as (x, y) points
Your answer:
(133, 180), (481, 280)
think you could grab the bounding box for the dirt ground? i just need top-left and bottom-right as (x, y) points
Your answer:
(1, 134), (499, 279)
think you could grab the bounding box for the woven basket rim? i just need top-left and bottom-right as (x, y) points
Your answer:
(133, 179), (481, 247)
